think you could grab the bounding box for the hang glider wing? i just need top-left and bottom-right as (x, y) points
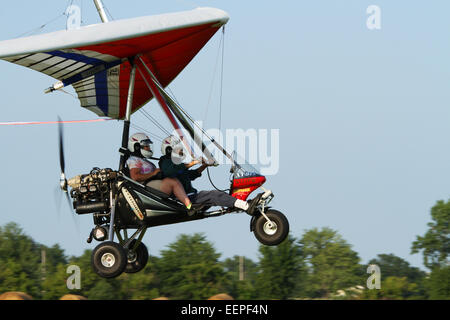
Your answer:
(0, 8), (229, 119)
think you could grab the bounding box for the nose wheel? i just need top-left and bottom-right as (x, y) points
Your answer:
(252, 209), (289, 246)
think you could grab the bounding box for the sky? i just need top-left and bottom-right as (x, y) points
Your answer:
(0, 0), (449, 272)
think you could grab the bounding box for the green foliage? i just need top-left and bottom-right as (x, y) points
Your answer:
(255, 235), (305, 299)
(40, 263), (69, 299)
(368, 254), (426, 283)
(118, 261), (160, 300)
(154, 233), (226, 299)
(0, 221), (446, 300)
(367, 253), (427, 299)
(298, 227), (362, 298)
(362, 276), (421, 300)
(0, 223), (43, 298)
(221, 256), (258, 299)
(425, 266), (450, 300)
(411, 199), (450, 269)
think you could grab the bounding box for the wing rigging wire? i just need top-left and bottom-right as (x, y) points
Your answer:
(130, 123), (163, 143)
(14, 14), (66, 39)
(138, 108), (172, 137)
(203, 27), (225, 126)
(13, 0), (79, 38)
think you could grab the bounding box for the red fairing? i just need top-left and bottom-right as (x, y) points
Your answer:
(231, 176), (266, 201)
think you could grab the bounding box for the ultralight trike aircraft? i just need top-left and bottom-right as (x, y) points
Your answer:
(0, 1), (289, 278)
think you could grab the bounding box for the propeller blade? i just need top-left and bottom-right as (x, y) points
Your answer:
(57, 116), (68, 191)
(58, 116), (65, 174)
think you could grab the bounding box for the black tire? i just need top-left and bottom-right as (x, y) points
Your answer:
(253, 209), (289, 246)
(91, 241), (127, 278)
(124, 240), (149, 274)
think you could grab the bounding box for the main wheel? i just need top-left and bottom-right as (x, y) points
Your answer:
(91, 241), (127, 278)
(253, 209), (289, 246)
(124, 240), (149, 274)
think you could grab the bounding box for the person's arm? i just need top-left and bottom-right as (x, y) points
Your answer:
(188, 159), (215, 179)
(197, 158), (216, 174)
(196, 163), (208, 174)
(185, 159), (201, 169)
(130, 168), (161, 183)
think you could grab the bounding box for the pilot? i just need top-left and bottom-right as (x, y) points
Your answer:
(126, 133), (194, 212)
(159, 135), (262, 215)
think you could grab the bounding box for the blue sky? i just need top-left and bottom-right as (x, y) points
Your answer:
(1, 0), (449, 272)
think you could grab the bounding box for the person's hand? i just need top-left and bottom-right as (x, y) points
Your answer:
(205, 159), (218, 167)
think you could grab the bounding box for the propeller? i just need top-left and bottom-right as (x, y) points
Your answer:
(56, 116), (80, 237)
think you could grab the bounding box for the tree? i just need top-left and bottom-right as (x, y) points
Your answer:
(254, 235), (305, 299)
(119, 261), (160, 300)
(411, 199), (450, 269)
(221, 256), (258, 299)
(425, 266), (450, 300)
(0, 222), (43, 298)
(367, 253), (426, 299)
(298, 227), (362, 298)
(363, 276), (420, 300)
(41, 263), (72, 300)
(154, 233), (226, 299)
(411, 199), (450, 300)
(368, 254), (426, 284)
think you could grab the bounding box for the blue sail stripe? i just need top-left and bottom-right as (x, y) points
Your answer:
(94, 71), (109, 116)
(45, 50), (104, 65)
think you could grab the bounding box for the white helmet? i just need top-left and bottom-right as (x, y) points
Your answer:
(161, 135), (185, 163)
(128, 133), (153, 159)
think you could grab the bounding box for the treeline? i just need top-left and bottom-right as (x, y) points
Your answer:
(0, 198), (449, 300)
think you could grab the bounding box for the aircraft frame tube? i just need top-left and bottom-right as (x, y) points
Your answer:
(93, 0), (109, 23)
(119, 62), (136, 171)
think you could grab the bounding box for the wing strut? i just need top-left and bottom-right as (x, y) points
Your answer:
(93, 0), (109, 23)
(118, 58), (137, 171)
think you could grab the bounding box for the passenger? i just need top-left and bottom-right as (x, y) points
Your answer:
(159, 136), (262, 215)
(126, 133), (194, 213)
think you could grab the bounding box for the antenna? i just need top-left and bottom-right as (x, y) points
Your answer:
(93, 0), (109, 23)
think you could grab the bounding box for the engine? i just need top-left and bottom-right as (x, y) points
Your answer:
(68, 167), (117, 214)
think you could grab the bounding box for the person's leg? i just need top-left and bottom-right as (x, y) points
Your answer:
(192, 190), (239, 208)
(191, 190), (263, 214)
(159, 178), (192, 208)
